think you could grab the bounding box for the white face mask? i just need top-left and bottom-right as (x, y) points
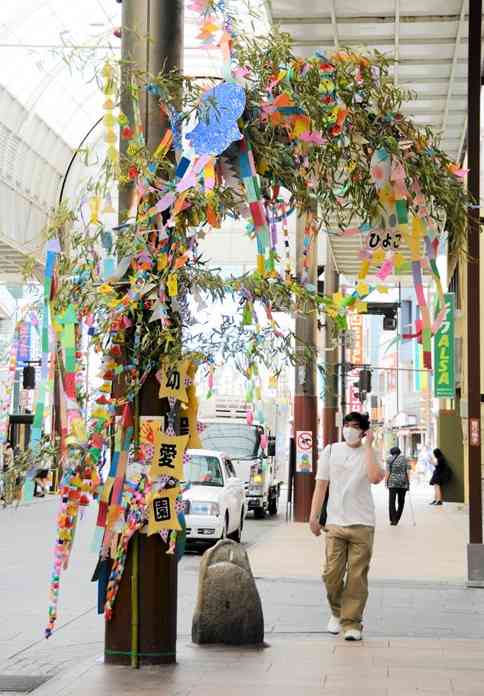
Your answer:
(343, 427), (362, 445)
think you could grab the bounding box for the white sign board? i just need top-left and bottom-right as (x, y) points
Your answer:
(296, 430), (313, 473)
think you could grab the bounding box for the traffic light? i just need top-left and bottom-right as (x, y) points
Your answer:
(383, 314), (397, 331)
(352, 369), (372, 403)
(364, 302), (399, 331)
(23, 365), (36, 390)
(358, 369), (372, 394)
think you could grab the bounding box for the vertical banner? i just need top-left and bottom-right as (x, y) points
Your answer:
(433, 293), (455, 398)
(347, 313), (363, 411)
(470, 418), (480, 447)
(414, 342), (429, 392)
(17, 320), (31, 364)
(0, 323), (19, 443)
(414, 340), (421, 392)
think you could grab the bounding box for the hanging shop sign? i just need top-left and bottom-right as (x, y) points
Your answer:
(366, 229), (401, 251)
(470, 418), (480, 447)
(433, 293), (455, 398)
(296, 430), (313, 473)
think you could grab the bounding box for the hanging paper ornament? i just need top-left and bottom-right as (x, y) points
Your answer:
(166, 273), (178, 297)
(102, 62), (118, 167)
(187, 82), (246, 156)
(157, 360), (190, 403)
(300, 214), (315, 286)
(150, 432), (190, 481)
(147, 488), (182, 536)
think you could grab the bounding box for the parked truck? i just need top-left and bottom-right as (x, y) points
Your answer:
(199, 397), (282, 518)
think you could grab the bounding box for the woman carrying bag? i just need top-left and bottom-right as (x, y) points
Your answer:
(385, 446), (411, 526)
(429, 448), (452, 505)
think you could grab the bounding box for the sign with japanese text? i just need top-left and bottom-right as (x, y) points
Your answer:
(470, 418), (480, 447)
(157, 359), (190, 403)
(147, 487), (182, 535)
(150, 431), (189, 480)
(433, 293), (455, 398)
(366, 229), (401, 251)
(296, 430), (313, 473)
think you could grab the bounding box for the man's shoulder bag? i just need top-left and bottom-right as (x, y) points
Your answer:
(319, 444), (332, 527)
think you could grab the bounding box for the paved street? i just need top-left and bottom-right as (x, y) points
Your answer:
(1, 483), (484, 694)
(0, 494), (280, 675)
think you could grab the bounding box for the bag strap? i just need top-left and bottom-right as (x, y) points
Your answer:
(325, 444), (332, 498)
(389, 454), (399, 476)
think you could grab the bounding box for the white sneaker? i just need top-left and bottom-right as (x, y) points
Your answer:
(327, 615), (341, 634)
(344, 628), (362, 641)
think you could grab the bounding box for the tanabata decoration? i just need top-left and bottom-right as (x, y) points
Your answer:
(31, 239), (60, 448)
(157, 359), (190, 403)
(339, 143), (447, 367)
(102, 62), (118, 168)
(147, 487), (182, 536)
(32, 1), (470, 639)
(187, 82), (246, 156)
(150, 430), (189, 480)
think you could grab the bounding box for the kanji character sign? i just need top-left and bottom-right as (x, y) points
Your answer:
(150, 431), (189, 481)
(153, 497), (171, 522)
(157, 359), (191, 402)
(159, 443), (177, 468)
(147, 487), (181, 535)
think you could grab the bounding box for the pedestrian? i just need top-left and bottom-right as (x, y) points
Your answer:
(33, 468), (49, 497)
(309, 411), (385, 642)
(1, 442), (14, 508)
(429, 448), (452, 505)
(385, 446), (411, 525)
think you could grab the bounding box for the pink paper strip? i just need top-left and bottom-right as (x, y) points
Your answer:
(415, 283), (426, 306)
(154, 192), (175, 212)
(376, 258), (393, 280)
(299, 131), (327, 145)
(177, 169), (198, 192)
(431, 306), (447, 334)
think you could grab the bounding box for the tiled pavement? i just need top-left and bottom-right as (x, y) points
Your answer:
(1, 481), (484, 694)
(29, 636), (484, 696)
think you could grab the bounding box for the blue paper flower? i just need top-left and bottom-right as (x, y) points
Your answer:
(187, 82), (246, 156)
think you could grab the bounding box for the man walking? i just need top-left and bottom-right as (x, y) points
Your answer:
(309, 411), (384, 641)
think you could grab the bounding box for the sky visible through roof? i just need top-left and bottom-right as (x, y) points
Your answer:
(0, 0), (269, 147)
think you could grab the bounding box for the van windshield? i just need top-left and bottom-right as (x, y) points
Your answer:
(201, 422), (261, 459)
(184, 455), (224, 487)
